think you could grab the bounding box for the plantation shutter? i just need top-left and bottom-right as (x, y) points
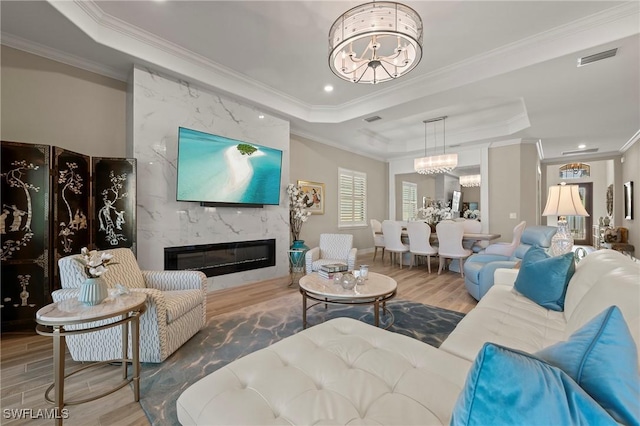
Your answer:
(338, 168), (367, 227)
(402, 181), (418, 221)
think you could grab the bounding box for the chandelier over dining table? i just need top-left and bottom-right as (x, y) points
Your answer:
(328, 1), (423, 84)
(414, 116), (458, 174)
(460, 174), (481, 187)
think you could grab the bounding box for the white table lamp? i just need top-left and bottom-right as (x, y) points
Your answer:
(543, 182), (590, 256)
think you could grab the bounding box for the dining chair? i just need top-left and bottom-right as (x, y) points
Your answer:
(370, 219), (385, 262)
(455, 218), (484, 251)
(436, 220), (472, 277)
(483, 220), (526, 257)
(406, 221), (438, 273)
(382, 220), (410, 268)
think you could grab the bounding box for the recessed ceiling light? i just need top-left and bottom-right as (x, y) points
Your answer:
(578, 144), (586, 149)
(324, 85), (334, 92)
(258, 114), (264, 119)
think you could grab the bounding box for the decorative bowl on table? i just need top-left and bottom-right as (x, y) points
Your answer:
(339, 272), (357, 290)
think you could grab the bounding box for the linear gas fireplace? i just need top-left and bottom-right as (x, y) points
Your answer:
(164, 239), (276, 277)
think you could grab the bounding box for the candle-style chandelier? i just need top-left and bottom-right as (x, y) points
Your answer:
(328, 2), (423, 84)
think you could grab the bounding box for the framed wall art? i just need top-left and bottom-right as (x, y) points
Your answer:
(297, 180), (325, 215)
(624, 181), (633, 220)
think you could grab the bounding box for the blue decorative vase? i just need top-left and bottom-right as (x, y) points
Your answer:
(289, 240), (309, 273)
(78, 277), (108, 306)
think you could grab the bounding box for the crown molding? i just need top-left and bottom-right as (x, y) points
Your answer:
(46, 0), (640, 125)
(536, 139), (545, 160)
(489, 139), (524, 149)
(0, 32), (128, 81)
(48, 0), (314, 120)
(316, 2), (640, 122)
(620, 129), (640, 153)
(540, 151), (623, 165)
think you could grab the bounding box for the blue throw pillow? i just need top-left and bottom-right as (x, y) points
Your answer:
(536, 306), (640, 425)
(513, 245), (575, 311)
(450, 343), (616, 426)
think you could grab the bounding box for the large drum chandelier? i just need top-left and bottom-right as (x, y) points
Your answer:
(328, 2), (423, 84)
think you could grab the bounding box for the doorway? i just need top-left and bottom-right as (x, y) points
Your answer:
(567, 182), (592, 246)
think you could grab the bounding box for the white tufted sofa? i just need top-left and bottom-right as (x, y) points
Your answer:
(54, 248), (207, 363)
(177, 249), (639, 424)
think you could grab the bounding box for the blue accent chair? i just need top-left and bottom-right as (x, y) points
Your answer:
(463, 226), (557, 301)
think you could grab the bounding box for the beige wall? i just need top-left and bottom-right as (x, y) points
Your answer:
(520, 144), (539, 225)
(1, 46), (127, 156)
(290, 135), (388, 251)
(488, 144), (539, 242)
(622, 140), (640, 248)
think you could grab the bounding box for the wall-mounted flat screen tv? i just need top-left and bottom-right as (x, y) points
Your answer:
(176, 127), (282, 206)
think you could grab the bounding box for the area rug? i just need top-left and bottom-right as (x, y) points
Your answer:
(138, 292), (465, 425)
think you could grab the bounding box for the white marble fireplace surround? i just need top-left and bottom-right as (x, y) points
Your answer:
(131, 67), (291, 292)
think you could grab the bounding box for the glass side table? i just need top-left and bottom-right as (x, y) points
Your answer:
(287, 249), (306, 286)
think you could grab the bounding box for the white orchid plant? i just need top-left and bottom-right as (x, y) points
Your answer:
(79, 247), (115, 278)
(418, 200), (452, 225)
(286, 183), (312, 241)
(463, 209), (481, 220)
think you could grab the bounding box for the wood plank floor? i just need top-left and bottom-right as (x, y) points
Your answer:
(0, 252), (476, 425)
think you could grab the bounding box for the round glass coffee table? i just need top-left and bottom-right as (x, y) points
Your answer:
(299, 272), (397, 329)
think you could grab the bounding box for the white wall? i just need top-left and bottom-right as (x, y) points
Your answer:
(131, 67), (290, 291)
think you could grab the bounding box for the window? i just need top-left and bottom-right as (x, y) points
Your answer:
(402, 181), (418, 221)
(338, 168), (367, 227)
(559, 163), (590, 178)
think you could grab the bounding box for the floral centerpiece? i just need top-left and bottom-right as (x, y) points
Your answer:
(76, 247), (116, 305)
(463, 209), (481, 220)
(286, 183), (312, 241)
(418, 200), (452, 225)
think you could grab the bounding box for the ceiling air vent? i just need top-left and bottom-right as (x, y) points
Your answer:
(562, 148), (598, 156)
(363, 115), (382, 123)
(577, 48), (617, 67)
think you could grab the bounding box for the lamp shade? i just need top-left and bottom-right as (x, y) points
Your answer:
(543, 183), (589, 217)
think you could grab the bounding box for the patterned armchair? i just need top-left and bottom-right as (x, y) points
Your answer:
(54, 248), (207, 363)
(305, 234), (357, 274)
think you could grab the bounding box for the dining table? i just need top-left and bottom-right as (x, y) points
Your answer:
(374, 230), (501, 244)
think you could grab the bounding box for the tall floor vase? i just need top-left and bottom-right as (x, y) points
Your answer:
(289, 240), (309, 273)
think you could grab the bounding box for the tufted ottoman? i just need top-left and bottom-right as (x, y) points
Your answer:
(176, 317), (472, 425)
